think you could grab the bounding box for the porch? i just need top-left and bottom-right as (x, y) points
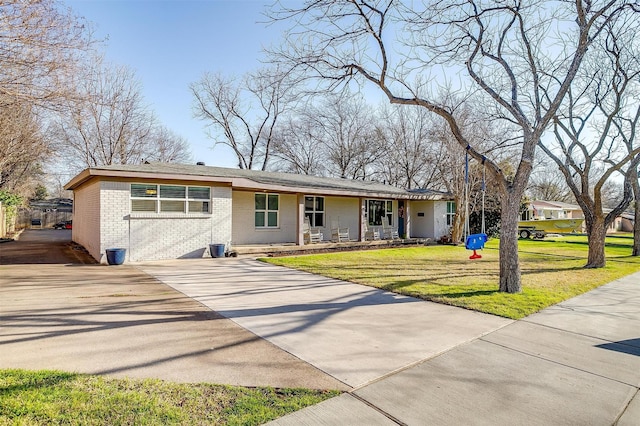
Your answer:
(232, 237), (432, 257)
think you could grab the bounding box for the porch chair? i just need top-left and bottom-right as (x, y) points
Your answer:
(303, 217), (323, 244)
(331, 219), (350, 242)
(364, 222), (381, 241)
(382, 224), (400, 240)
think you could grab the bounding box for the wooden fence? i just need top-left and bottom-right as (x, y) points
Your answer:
(16, 208), (73, 229)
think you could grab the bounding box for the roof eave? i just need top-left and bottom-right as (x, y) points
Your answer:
(65, 168), (235, 190)
(65, 167), (449, 200)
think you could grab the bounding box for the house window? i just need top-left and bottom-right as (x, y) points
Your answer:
(131, 184), (210, 213)
(305, 196), (325, 227)
(446, 201), (456, 226)
(255, 193), (279, 228)
(367, 199), (393, 226)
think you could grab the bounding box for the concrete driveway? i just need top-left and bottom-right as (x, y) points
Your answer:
(140, 258), (640, 425)
(0, 230), (346, 390)
(139, 258), (512, 389)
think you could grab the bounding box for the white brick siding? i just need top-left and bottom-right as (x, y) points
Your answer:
(129, 216), (213, 261)
(72, 180), (101, 260)
(100, 181), (130, 261)
(211, 186), (232, 247)
(82, 180), (234, 263)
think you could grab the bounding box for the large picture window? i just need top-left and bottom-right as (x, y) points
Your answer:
(131, 184), (210, 213)
(367, 200), (393, 226)
(255, 193), (279, 227)
(304, 196), (324, 227)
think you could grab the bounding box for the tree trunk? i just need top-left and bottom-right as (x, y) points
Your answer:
(586, 215), (607, 268)
(451, 195), (464, 244)
(499, 191), (522, 293)
(633, 180), (640, 257)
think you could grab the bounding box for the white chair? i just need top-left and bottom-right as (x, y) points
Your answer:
(383, 225), (400, 240)
(331, 219), (350, 242)
(364, 222), (381, 241)
(303, 217), (323, 243)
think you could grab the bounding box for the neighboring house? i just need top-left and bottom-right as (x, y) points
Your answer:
(64, 163), (451, 263)
(18, 198), (74, 229)
(523, 200), (635, 233)
(521, 200), (584, 221)
(619, 212), (635, 232)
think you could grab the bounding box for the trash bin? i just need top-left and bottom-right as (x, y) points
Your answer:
(105, 248), (126, 265)
(209, 244), (226, 258)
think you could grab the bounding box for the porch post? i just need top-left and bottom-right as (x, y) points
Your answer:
(297, 194), (305, 246)
(405, 200), (411, 239)
(359, 198), (366, 242)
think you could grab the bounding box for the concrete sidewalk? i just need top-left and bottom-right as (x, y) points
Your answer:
(140, 259), (640, 425)
(273, 271), (640, 425)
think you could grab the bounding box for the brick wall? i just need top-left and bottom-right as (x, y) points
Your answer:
(97, 180), (233, 262)
(100, 181), (130, 262)
(73, 180), (101, 260)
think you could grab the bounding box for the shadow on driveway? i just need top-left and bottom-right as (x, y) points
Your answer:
(0, 230), (348, 390)
(0, 229), (96, 265)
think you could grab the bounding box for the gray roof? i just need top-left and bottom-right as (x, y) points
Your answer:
(65, 162), (450, 200)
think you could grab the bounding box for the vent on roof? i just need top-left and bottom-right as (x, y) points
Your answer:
(196, 162), (205, 166)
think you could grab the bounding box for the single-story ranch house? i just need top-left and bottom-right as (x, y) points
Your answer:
(64, 163), (452, 263)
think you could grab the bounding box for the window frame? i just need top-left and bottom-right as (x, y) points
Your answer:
(366, 199), (394, 226)
(446, 201), (456, 227)
(255, 193), (280, 228)
(304, 196), (325, 227)
(130, 183), (211, 214)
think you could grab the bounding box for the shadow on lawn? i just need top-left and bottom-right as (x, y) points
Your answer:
(0, 370), (77, 394)
(381, 279), (501, 299)
(429, 289), (501, 299)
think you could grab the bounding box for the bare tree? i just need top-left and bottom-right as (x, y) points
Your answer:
(0, 99), (48, 197)
(538, 16), (640, 267)
(270, 1), (632, 293)
(271, 114), (327, 175)
(144, 125), (192, 164)
(527, 161), (574, 203)
(374, 104), (438, 189)
(311, 92), (378, 180)
(191, 66), (296, 170)
(428, 108), (508, 243)
(0, 0), (93, 109)
(53, 59), (189, 169)
(0, 0), (94, 199)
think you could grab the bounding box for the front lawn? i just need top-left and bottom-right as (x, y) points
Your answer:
(0, 369), (339, 425)
(262, 235), (640, 319)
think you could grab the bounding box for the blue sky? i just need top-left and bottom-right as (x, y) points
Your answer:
(65, 0), (284, 168)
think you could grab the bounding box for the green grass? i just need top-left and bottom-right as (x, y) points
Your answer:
(0, 369), (339, 425)
(262, 235), (640, 319)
